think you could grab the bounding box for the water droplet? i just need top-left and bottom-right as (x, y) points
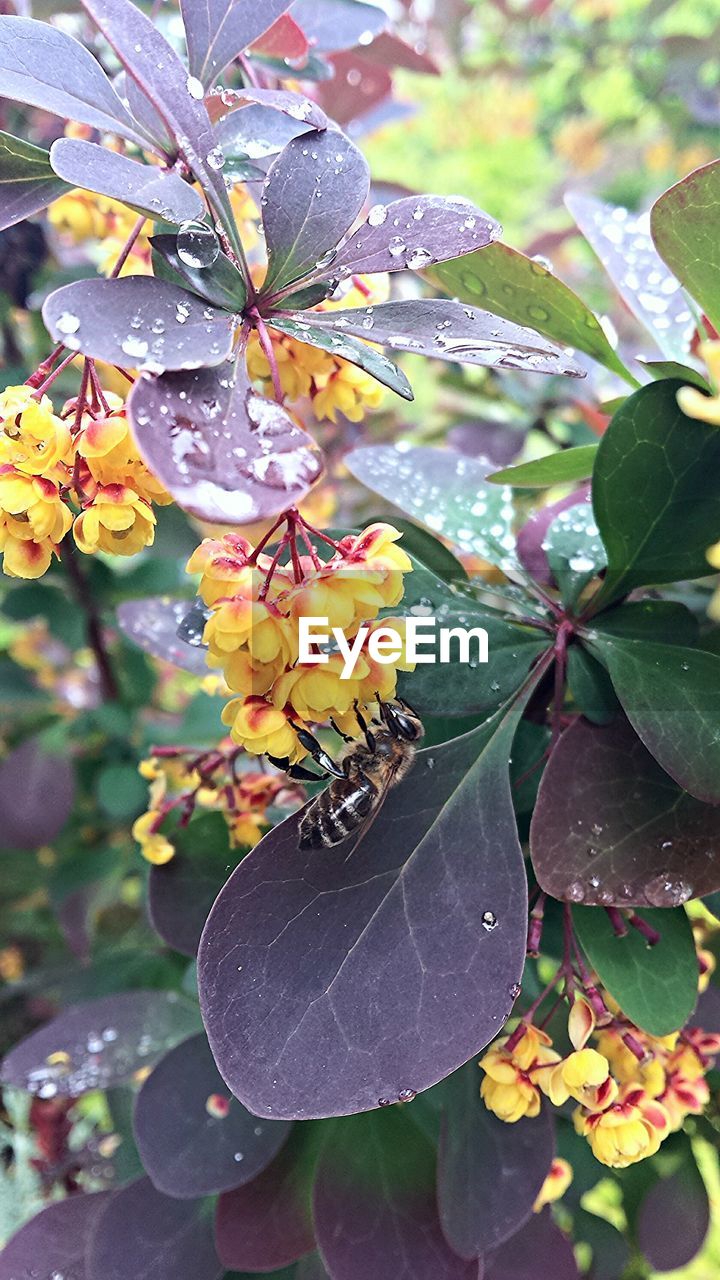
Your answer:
(206, 145), (225, 171)
(398, 1088), (416, 1103)
(377, 1097), (392, 1107)
(482, 910), (497, 931)
(509, 982), (521, 998)
(56, 311), (80, 335)
(645, 874), (693, 908)
(186, 75), (204, 99)
(121, 335), (149, 359)
(566, 881), (585, 902)
(367, 203), (388, 226)
(177, 221), (220, 269)
(406, 246), (433, 269)
(388, 236), (406, 258)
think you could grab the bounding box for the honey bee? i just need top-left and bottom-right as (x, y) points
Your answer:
(291, 698), (425, 851)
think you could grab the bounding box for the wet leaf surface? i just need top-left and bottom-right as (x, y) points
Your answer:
(49, 138), (205, 223)
(530, 715), (720, 905)
(651, 158), (720, 331)
(516, 486), (590, 585)
(134, 1032), (292, 1197)
(128, 362), (323, 523)
(572, 905), (697, 1036)
(543, 502), (606, 607)
(151, 232), (247, 309)
(116, 595), (212, 675)
(0, 1190), (112, 1280)
(267, 314), (413, 399)
(289, 0), (388, 53)
(182, 0), (291, 84)
(0, 736), (75, 849)
(1, 990), (200, 1097)
(198, 700), (531, 1119)
(43, 276), (236, 372)
(87, 1178), (221, 1280)
(0, 129), (68, 230)
(216, 102), (317, 161)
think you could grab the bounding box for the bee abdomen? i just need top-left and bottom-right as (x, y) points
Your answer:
(299, 776), (378, 850)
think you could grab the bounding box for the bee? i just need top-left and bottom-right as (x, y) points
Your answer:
(280, 698), (424, 851)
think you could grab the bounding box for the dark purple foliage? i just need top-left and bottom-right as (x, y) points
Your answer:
(516, 486), (590, 585)
(49, 138), (205, 224)
(261, 129), (370, 294)
(127, 363), (323, 523)
(0, 1191), (112, 1280)
(215, 1125), (320, 1271)
(116, 596), (213, 675)
(86, 1177), (222, 1280)
(530, 715), (720, 906)
(209, 87), (328, 132)
(0, 132), (68, 232)
(0, 991), (199, 1097)
(289, 0), (388, 53)
(182, 0), (291, 85)
(147, 813), (240, 957)
(216, 103), (319, 162)
(0, 736), (75, 849)
(448, 421), (526, 467)
(636, 1159), (710, 1272)
(43, 277), (235, 373)
(198, 706), (529, 1119)
(293, 299), (585, 376)
(314, 1109), (477, 1280)
(437, 1064), (555, 1259)
(484, 1210), (579, 1280)
(133, 1032), (292, 1198)
(266, 315), (412, 398)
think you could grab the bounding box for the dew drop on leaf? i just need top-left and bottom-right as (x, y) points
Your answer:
(177, 221), (220, 270)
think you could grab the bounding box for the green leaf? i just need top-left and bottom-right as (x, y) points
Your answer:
(637, 359), (710, 392)
(567, 645), (619, 724)
(592, 379), (720, 607)
(589, 600), (699, 647)
(651, 159), (720, 330)
(586, 634), (720, 803)
(95, 762), (147, 819)
(151, 233), (246, 310)
(427, 242), (636, 384)
(0, 128), (68, 227)
(489, 444), (598, 488)
(572, 905), (698, 1036)
(543, 501), (606, 608)
(377, 517), (468, 585)
(267, 315), (413, 401)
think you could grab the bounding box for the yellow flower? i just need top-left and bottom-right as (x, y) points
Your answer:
(677, 342), (720, 425)
(312, 360), (385, 423)
(0, 469), (72, 543)
(221, 695), (305, 762)
(132, 811), (175, 865)
(48, 189), (107, 241)
(533, 1158), (573, 1212)
(578, 1086), (670, 1168)
(73, 484), (156, 556)
(479, 1025), (560, 1123)
(538, 1048), (613, 1108)
(78, 409), (170, 504)
(186, 533), (255, 605)
(594, 1029), (666, 1098)
(0, 387), (73, 476)
(272, 653), (371, 723)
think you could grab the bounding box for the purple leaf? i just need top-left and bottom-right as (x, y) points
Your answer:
(516, 487), (590, 585)
(216, 103), (318, 161)
(438, 1063), (555, 1259)
(298, 300), (586, 377)
(289, 0), (388, 53)
(0, 17), (144, 145)
(448, 421), (525, 468)
(86, 1178), (222, 1280)
(197, 701), (531, 1119)
(267, 314), (413, 399)
(312, 196), (500, 283)
(127, 363), (323, 523)
(484, 1210), (579, 1280)
(636, 1153), (710, 1273)
(0, 991), (199, 1098)
(134, 1032), (292, 1198)
(297, 1256), (333, 1280)
(115, 69), (173, 152)
(0, 736), (74, 849)
(531, 714), (720, 906)
(0, 130), (68, 232)
(314, 1109), (477, 1280)
(208, 87), (327, 132)
(0, 1191), (112, 1280)
(182, 0), (291, 85)
(49, 138), (204, 224)
(80, 0), (241, 258)
(215, 1125), (321, 1271)
(261, 128), (370, 295)
(43, 277), (235, 373)
(316, 50), (393, 128)
(148, 813), (239, 957)
(565, 193), (693, 362)
(355, 30), (440, 75)
(116, 596), (214, 675)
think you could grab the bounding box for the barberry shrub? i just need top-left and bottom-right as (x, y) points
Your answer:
(0, 2), (719, 1279)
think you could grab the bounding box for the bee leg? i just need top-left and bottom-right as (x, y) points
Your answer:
(353, 699), (376, 751)
(289, 722), (346, 779)
(329, 717), (353, 744)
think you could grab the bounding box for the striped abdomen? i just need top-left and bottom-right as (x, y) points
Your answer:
(299, 774), (379, 849)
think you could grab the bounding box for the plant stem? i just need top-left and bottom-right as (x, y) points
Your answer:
(110, 214), (146, 279)
(62, 539), (119, 701)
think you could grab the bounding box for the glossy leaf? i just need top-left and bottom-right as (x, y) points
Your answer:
(43, 277), (236, 372)
(289, 0), (388, 53)
(49, 138), (204, 224)
(572, 905), (697, 1036)
(530, 715), (720, 905)
(565, 193), (693, 361)
(592, 379), (720, 606)
(437, 1061), (555, 1258)
(0, 129), (68, 230)
(0, 990), (199, 1097)
(589, 600), (699, 646)
(267, 315), (412, 399)
(87, 1177), (221, 1280)
(315, 1108), (476, 1280)
(215, 1124), (321, 1271)
(0, 1191), (112, 1280)
(0, 736), (74, 849)
(636, 1149), (710, 1272)
(484, 1209), (579, 1280)
(116, 595), (212, 675)
(301, 298), (585, 378)
(216, 103), (317, 161)
(543, 502), (606, 607)
(198, 697), (534, 1119)
(427, 241), (632, 383)
(586, 635), (720, 803)
(261, 129), (370, 294)
(346, 445), (518, 569)
(128, 363), (323, 523)
(183, 0), (291, 84)
(573, 1209), (629, 1280)
(81, 0), (240, 256)
(651, 159), (720, 330)
(208, 87), (327, 132)
(250, 12), (310, 61)
(516, 486), (590, 586)
(148, 812), (239, 956)
(566, 646), (619, 725)
(489, 445), (597, 489)
(305, 195), (500, 284)
(134, 1032), (292, 1197)
(151, 233), (247, 309)
(0, 16), (144, 144)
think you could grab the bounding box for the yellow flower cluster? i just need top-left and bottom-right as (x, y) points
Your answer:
(132, 750), (293, 864)
(185, 522), (413, 761)
(247, 276), (389, 423)
(49, 189), (152, 277)
(0, 385), (169, 578)
(479, 995), (720, 1169)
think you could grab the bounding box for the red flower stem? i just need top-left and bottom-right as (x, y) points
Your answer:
(112, 366), (135, 384)
(110, 214), (146, 279)
(247, 510), (289, 563)
(527, 891), (546, 958)
(621, 1029), (648, 1062)
(298, 522), (322, 569)
(25, 343), (66, 388)
(505, 964), (566, 1052)
(512, 747), (550, 793)
(569, 923), (611, 1023)
(88, 361), (110, 414)
(297, 516), (343, 551)
(258, 533), (290, 600)
(251, 309), (284, 403)
(551, 619), (573, 745)
(627, 913), (661, 947)
(73, 360), (92, 432)
(32, 351), (78, 398)
(62, 539), (119, 701)
(605, 907), (629, 938)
